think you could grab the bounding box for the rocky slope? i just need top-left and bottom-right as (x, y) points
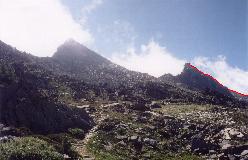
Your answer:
(83, 101), (248, 160)
(0, 40), (247, 160)
(51, 40), (154, 87)
(47, 40), (245, 107)
(0, 40), (93, 134)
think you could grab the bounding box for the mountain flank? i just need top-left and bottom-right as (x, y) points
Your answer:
(0, 40), (247, 160)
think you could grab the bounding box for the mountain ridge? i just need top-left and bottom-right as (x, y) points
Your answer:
(1, 39), (248, 159)
(184, 63), (248, 96)
(159, 63), (247, 101)
(0, 39), (246, 135)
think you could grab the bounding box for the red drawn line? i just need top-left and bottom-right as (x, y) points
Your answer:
(185, 63), (248, 97)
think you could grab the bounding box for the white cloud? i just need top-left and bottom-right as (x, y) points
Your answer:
(111, 39), (248, 94)
(192, 56), (248, 94)
(81, 0), (103, 14)
(111, 40), (186, 77)
(0, 0), (93, 57)
(80, 0), (103, 27)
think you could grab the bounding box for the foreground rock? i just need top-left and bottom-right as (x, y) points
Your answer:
(84, 102), (248, 159)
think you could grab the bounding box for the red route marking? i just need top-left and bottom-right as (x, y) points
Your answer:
(185, 63), (248, 97)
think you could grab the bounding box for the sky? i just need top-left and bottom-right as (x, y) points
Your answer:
(0, 0), (247, 94)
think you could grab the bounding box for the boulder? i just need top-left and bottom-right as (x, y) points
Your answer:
(241, 150), (248, 156)
(104, 142), (113, 151)
(221, 143), (232, 150)
(0, 135), (14, 143)
(191, 136), (209, 154)
(116, 135), (128, 140)
(150, 102), (161, 109)
(130, 135), (138, 141)
(223, 144), (248, 155)
(220, 140), (232, 150)
(131, 102), (150, 111)
(117, 140), (126, 146)
(221, 128), (244, 140)
(227, 154), (236, 160)
(143, 138), (157, 147)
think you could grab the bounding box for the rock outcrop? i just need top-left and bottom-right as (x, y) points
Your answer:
(160, 63), (231, 96)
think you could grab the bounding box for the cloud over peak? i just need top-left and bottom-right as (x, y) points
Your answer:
(111, 40), (186, 77)
(192, 56), (248, 94)
(110, 39), (248, 94)
(0, 0), (93, 57)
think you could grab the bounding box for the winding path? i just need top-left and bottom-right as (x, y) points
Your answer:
(72, 103), (114, 159)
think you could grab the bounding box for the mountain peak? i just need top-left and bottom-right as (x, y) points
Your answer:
(160, 62), (232, 96)
(59, 39), (89, 51)
(182, 63), (197, 74)
(53, 39), (94, 59)
(52, 39), (113, 77)
(179, 63), (232, 95)
(63, 39), (84, 47)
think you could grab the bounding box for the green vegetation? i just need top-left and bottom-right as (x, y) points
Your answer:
(0, 134), (84, 160)
(151, 153), (203, 160)
(57, 84), (74, 104)
(86, 133), (202, 160)
(41, 133), (82, 159)
(157, 104), (213, 116)
(68, 128), (85, 139)
(86, 133), (128, 160)
(108, 111), (133, 123)
(0, 137), (63, 160)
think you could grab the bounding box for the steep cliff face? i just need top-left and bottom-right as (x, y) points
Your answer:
(160, 63), (232, 97)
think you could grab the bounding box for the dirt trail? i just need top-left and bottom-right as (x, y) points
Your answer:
(72, 103), (113, 160)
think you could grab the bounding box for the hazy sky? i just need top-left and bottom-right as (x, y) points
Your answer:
(62, 0), (247, 69)
(0, 0), (247, 93)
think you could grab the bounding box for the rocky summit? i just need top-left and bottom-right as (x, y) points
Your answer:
(159, 63), (232, 97)
(0, 40), (247, 160)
